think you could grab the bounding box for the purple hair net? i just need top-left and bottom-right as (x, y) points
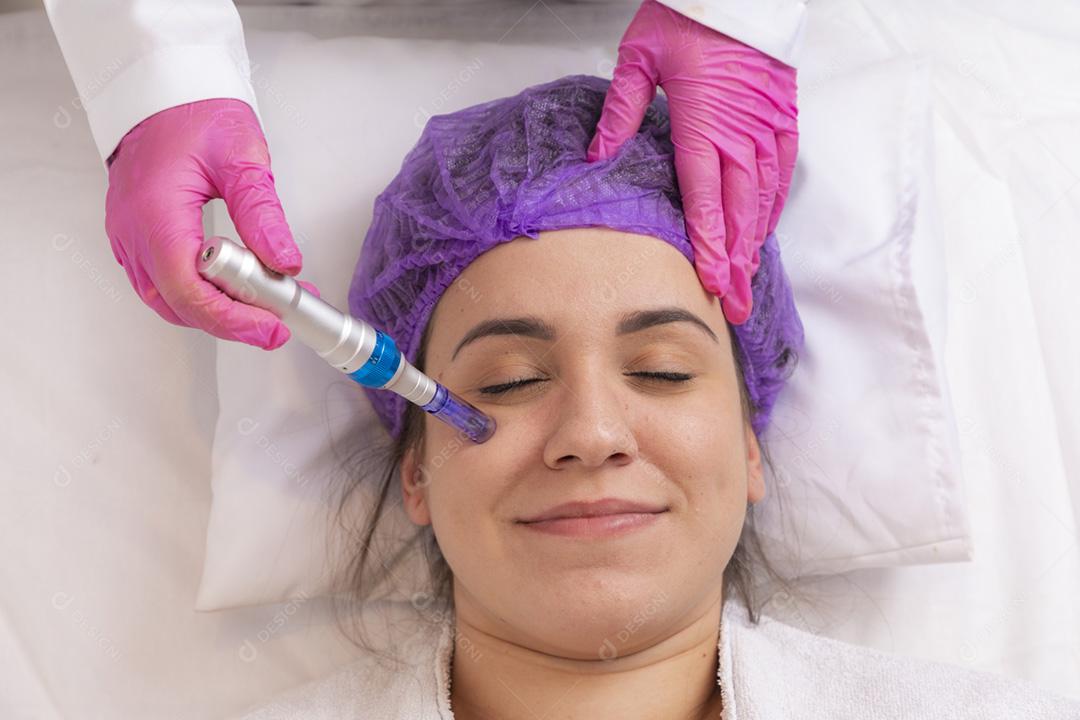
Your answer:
(349, 74), (804, 441)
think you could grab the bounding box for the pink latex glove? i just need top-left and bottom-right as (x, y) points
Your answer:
(588, 0), (799, 324)
(105, 98), (319, 350)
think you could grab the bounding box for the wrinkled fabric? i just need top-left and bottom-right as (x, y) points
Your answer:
(349, 74), (804, 440)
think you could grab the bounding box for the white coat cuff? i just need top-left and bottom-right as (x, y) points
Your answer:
(86, 44), (262, 166)
(652, 0), (807, 69)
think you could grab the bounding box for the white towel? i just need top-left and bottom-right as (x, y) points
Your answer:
(234, 594), (1080, 719)
(718, 596), (1080, 719)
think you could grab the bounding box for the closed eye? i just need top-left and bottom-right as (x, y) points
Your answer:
(478, 371), (694, 396)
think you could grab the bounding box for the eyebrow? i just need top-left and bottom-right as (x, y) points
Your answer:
(450, 306), (720, 360)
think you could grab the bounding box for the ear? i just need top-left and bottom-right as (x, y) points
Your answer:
(745, 420), (765, 504)
(400, 445), (433, 526)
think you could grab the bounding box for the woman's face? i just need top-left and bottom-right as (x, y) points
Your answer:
(400, 227), (764, 659)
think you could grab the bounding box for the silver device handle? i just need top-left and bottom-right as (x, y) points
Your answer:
(196, 235), (437, 406)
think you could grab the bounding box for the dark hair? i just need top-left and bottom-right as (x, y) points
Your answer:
(326, 309), (801, 657)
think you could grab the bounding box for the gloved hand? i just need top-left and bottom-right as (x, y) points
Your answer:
(105, 98), (319, 350)
(588, 0), (799, 324)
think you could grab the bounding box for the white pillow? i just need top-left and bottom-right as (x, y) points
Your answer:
(756, 56), (971, 578)
(198, 31), (970, 609)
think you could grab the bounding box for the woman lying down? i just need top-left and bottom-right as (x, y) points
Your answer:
(238, 75), (1080, 719)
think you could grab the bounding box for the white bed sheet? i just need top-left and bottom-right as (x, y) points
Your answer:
(0, 1), (1076, 717)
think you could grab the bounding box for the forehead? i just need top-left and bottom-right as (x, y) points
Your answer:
(435, 227), (715, 320)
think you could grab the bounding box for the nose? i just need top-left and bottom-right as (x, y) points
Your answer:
(542, 369), (639, 470)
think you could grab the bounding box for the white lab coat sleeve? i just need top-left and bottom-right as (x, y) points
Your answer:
(42, 1), (262, 166)
(652, 0), (808, 69)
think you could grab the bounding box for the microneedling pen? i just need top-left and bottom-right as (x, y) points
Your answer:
(196, 235), (496, 444)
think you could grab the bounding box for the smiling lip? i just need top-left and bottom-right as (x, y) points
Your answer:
(517, 511), (667, 538)
(518, 498), (668, 524)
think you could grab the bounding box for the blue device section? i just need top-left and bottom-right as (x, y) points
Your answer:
(347, 330), (401, 388)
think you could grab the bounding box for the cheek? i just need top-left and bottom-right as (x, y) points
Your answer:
(420, 415), (519, 536)
(642, 397), (748, 526)
(421, 446), (519, 587)
(653, 388), (745, 464)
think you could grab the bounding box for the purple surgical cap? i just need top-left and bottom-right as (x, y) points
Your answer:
(348, 74), (804, 441)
